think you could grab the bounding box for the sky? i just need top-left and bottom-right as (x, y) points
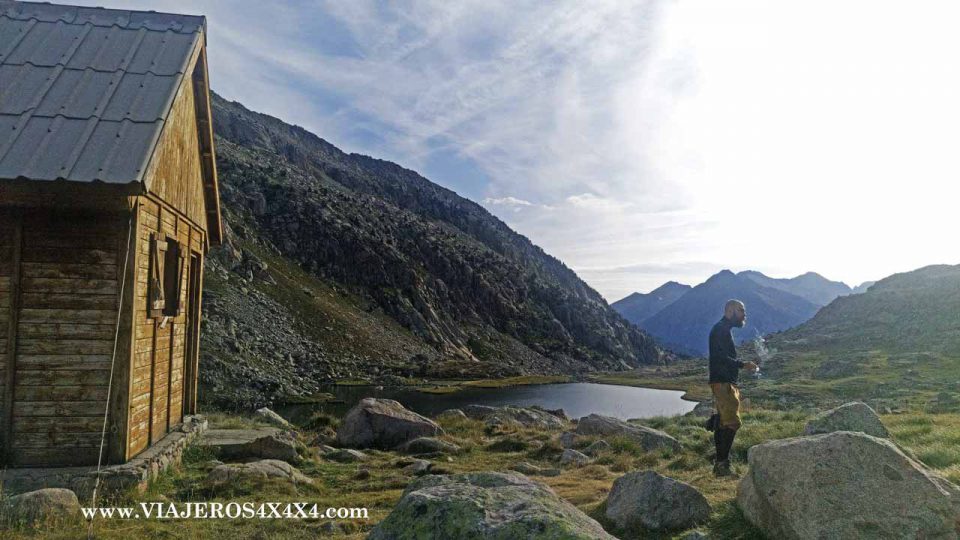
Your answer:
(75, 0), (960, 301)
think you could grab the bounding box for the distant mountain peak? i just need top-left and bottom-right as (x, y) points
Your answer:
(638, 269), (821, 356)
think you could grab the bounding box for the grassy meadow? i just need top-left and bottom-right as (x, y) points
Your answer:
(5, 395), (960, 539)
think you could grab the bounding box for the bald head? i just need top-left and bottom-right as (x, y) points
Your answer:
(724, 299), (746, 327)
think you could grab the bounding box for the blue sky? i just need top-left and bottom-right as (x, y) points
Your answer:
(75, 1), (960, 301)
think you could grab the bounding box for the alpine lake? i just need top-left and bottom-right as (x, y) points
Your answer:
(278, 382), (697, 425)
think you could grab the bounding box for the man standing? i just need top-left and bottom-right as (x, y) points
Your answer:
(707, 299), (757, 477)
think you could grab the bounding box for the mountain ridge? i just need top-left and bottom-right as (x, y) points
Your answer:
(198, 92), (667, 407)
(637, 269), (821, 356)
(611, 281), (691, 325)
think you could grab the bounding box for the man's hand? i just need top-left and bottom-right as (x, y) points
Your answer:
(743, 361), (759, 373)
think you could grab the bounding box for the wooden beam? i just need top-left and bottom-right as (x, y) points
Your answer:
(107, 201), (139, 464)
(3, 210), (22, 464)
(189, 248), (204, 415)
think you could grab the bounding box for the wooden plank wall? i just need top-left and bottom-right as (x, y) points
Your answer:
(127, 198), (200, 457)
(144, 72), (207, 230)
(126, 47), (209, 459)
(0, 211), (15, 458)
(7, 211), (122, 466)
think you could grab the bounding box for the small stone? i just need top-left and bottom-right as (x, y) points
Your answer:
(560, 448), (591, 467)
(559, 431), (578, 448)
(583, 440), (611, 456)
(436, 409), (468, 420)
(404, 459), (432, 476)
(326, 448), (369, 463)
(510, 462), (543, 475)
(397, 437), (461, 455)
(254, 407), (294, 429)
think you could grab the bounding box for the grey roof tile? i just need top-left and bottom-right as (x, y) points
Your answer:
(0, 1), (205, 185)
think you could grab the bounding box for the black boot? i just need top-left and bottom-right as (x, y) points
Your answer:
(720, 427), (738, 462)
(713, 428), (739, 477)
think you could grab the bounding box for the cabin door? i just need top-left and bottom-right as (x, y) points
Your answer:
(183, 254), (201, 415)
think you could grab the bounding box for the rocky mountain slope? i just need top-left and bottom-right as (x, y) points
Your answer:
(611, 281), (691, 325)
(199, 93), (666, 408)
(638, 270), (821, 356)
(749, 264), (960, 411)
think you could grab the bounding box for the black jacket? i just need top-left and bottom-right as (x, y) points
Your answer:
(709, 318), (744, 384)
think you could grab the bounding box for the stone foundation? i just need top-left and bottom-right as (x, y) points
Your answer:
(1, 415), (207, 501)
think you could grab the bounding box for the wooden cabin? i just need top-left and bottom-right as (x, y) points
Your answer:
(0, 2), (221, 467)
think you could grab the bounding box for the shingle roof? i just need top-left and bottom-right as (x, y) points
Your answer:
(0, 1), (205, 185)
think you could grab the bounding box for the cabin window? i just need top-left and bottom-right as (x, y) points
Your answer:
(148, 233), (185, 318)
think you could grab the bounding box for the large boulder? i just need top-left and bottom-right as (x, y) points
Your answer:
(336, 398), (443, 449)
(206, 459), (313, 487)
(576, 414), (681, 452)
(368, 472), (615, 539)
(2, 488), (80, 525)
(737, 431), (960, 539)
(605, 470), (711, 531)
(803, 401), (890, 438)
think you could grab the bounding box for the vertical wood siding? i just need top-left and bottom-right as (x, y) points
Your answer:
(143, 71), (207, 231)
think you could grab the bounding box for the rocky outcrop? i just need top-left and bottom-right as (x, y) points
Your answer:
(803, 401), (890, 438)
(336, 398), (443, 449)
(737, 431), (960, 539)
(1, 488), (79, 525)
(605, 471), (711, 531)
(367, 472), (616, 539)
(575, 414), (681, 452)
(206, 459), (313, 487)
(200, 93), (667, 409)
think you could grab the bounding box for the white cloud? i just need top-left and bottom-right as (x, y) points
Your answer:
(71, 0), (960, 300)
